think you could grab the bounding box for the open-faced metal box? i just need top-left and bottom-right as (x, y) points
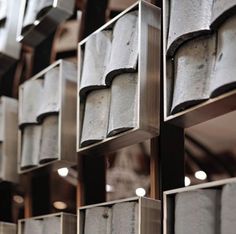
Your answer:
(163, 177), (236, 234)
(77, 0), (161, 155)
(18, 59), (77, 173)
(18, 212), (76, 234)
(78, 197), (161, 234)
(163, 0), (236, 128)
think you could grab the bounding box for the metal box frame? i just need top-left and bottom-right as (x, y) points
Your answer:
(0, 97), (18, 183)
(163, 0), (236, 128)
(18, 59), (77, 174)
(17, 0), (75, 47)
(18, 212), (76, 234)
(0, 222), (16, 233)
(77, 0), (161, 155)
(78, 196), (161, 234)
(163, 177), (236, 234)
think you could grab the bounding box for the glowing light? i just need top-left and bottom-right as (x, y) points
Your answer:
(195, 170), (207, 180)
(106, 184), (114, 192)
(185, 176), (191, 186)
(13, 195), (24, 204)
(57, 167), (69, 177)
(34, 20), (40, 25)
(135, 188), (146, 197)
(53, 201), (67, 210)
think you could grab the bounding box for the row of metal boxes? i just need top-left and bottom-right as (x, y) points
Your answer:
(4, 176), (236, 234)
(16, 197), (160, 234)
(0, 0), (161, 179)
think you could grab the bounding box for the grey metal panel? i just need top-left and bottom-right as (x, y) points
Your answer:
(164, 178), (236, 234)
(0, 97), (18, 183)
(171, 35), (216, 114)
(0, 0), (21, 59)
(210, 14), (236, 97)
(211, 0), (236, 28)
(17, 0), (75, 47)
(166, 0), (212, 56)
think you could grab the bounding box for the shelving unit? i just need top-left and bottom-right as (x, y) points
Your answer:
(1, 0), (234, 234)
(162, 0), (236, 233)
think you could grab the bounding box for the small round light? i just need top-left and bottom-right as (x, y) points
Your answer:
(185, 176), (191, 186)
(34, 20), (40, 25)
(135, 188), (146, 197)
(53, 201), (67, 210)
(106, 184), (114, 192)
(57, 167), (69, 177)
(195, 171), (207, 180)
(13, 195), (24, 204)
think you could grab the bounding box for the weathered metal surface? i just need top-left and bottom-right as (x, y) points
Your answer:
(211, 0), (236, 28)
(167, 0), (213, 56)
(210, 15), (236, 97)
(107, 73), (138, 137)
(0, 97), (18, 183)
(84, 207), (112, 234)
(80, 31), (112, 96)
(18, 0), (75, 47)
(39, 115), (59, 164)
(0, 0), (21, 59)
(80, 89), (110, 147)
(171, 35), (216, 114)
(105, 10), (139, 85)
(221, 183), (236, 234)
(21, 125), (41, 169)
(175, 190), (221, 234)
(37, 67), (60, 120)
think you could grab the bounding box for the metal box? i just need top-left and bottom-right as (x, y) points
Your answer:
(18, 60), (77, 173)
(163, 177), (236, 234)
(0, 97), (18, 183)
(78, 197), (161, 234)
(77, 0), (161, 155)
(0, 222), (16, 234)
(18, 212), (76, 234)
(163, 0), (236, 128)
(17, 0), (75, 47)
